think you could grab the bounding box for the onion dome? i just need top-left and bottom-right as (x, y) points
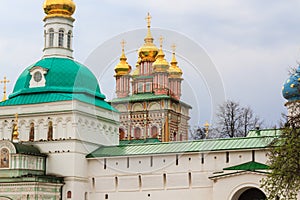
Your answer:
(114, 40), (131, 76)
(168, 45), (183, 78)
(43, 0), (76, 20)
(152, 37), (169, 72)
(138, 13), (158, 62)
(282, 66), (300, 101)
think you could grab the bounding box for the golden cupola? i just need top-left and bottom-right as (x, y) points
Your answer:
(138, 13), (159, 62)
(114, 40), (131, 76)
(43, 0), (76, 20)
(152, 37), (169, 72)
(168, 45), (183, 78)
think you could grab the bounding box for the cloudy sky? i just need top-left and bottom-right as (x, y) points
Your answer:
(1, 0), (300, 128)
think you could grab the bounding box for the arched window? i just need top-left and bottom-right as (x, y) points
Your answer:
(67, 31), (72, 49)
(119, 128), (125, 140)
(0, 148), (9, 168)
(151, 126), (158, 138)
(134, 127), (141, 139)
(47, 121), (53, 140)
(29, 122), (35, 141)
(67, 191), (72, 198)
(58, 29), (64, 47)
(49, 28), (54, 47)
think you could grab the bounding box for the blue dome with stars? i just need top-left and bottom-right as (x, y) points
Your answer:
(282, 66), (300, 101)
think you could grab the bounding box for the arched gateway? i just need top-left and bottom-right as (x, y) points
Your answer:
(232, 187), (266, 200)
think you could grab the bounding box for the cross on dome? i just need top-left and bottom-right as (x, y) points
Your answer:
(0, 76), (10, 101)
(145, 12), (152, 28)
(159, 36), (164, 48)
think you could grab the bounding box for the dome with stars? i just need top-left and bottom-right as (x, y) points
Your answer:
(282, 66), (300, 101)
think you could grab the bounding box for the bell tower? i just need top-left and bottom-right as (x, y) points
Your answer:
(43, 0), (76, 59)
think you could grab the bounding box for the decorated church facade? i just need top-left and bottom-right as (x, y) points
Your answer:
(0, 0), (298, 200)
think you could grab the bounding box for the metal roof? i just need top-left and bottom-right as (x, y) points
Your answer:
(247, 129), (282, 137)
(0, 93), (116, 111)
(86, 136), (276, 158)
(223, 161), (269, 171)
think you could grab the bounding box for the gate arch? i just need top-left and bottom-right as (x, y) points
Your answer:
(231, 186), (266, 200)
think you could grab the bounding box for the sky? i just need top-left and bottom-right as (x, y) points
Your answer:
(1, 0), (300, 128)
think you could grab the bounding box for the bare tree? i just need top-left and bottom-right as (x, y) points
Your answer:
(216, 100), (263, 137)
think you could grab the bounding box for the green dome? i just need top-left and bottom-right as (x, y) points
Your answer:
(11, 57), (105, 99)
(0, 57), (116, 111)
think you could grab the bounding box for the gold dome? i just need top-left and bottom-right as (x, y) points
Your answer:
(115, 41), (131, 76)
(153, 37), (169, 73)
(138, 13), (158, 62)
(168, 46), (182, 78)
(43, 0), (76, 20)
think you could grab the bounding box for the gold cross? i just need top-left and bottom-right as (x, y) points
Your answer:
(0, 76), (10, 101)
(159, 35), (164, 48)
(171, 43), (176, 53)
(145, 12), (152, 28)
(204, 121), (210, 134)
(120, 39), (126, 51)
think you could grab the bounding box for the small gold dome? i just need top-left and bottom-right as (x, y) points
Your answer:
(138, 13), (158, 62)
(153, 43), (169, 73)
(43, 0), (76, 20)
(168, 50), (183, 78)
(114, 44), (131, 76)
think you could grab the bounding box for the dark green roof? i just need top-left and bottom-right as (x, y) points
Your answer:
(111, 93), (170, 103)
(111, 93), (192, 108)
(0, 175), (63, 184)
(86, 136), (275, 158)
(0, 57), (116, 111)
(119, 138), (161, 145)
(13, 143), (46, 157)
(223, 161), (269, 171)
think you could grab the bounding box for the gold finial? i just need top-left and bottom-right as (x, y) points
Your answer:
(0, 76), (10, 102)
(145, 12), (152, 28)
(12, 113), (19, 143)
(144, 12), (154, 43)
(159, 36), (164, 48)
(121, 39), (126, 52)
(171, 44), (176, 53)
(120, 39), (127, 59)
(204, 121), (210, 135)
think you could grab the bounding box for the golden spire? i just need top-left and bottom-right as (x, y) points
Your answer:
(43, 0), (76, 21)
(114, 39), (131, 76)
(145, 12), (153, 43)
(12, 113), (19, 143)
(138, 13), (158, 62)
(0, 76), (10, 102)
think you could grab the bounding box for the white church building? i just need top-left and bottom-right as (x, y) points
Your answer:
(0, 0), (296, 199)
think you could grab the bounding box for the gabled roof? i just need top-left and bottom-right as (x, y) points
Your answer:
(223, 161), (269, 171)
(86, 136), (276, 158)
